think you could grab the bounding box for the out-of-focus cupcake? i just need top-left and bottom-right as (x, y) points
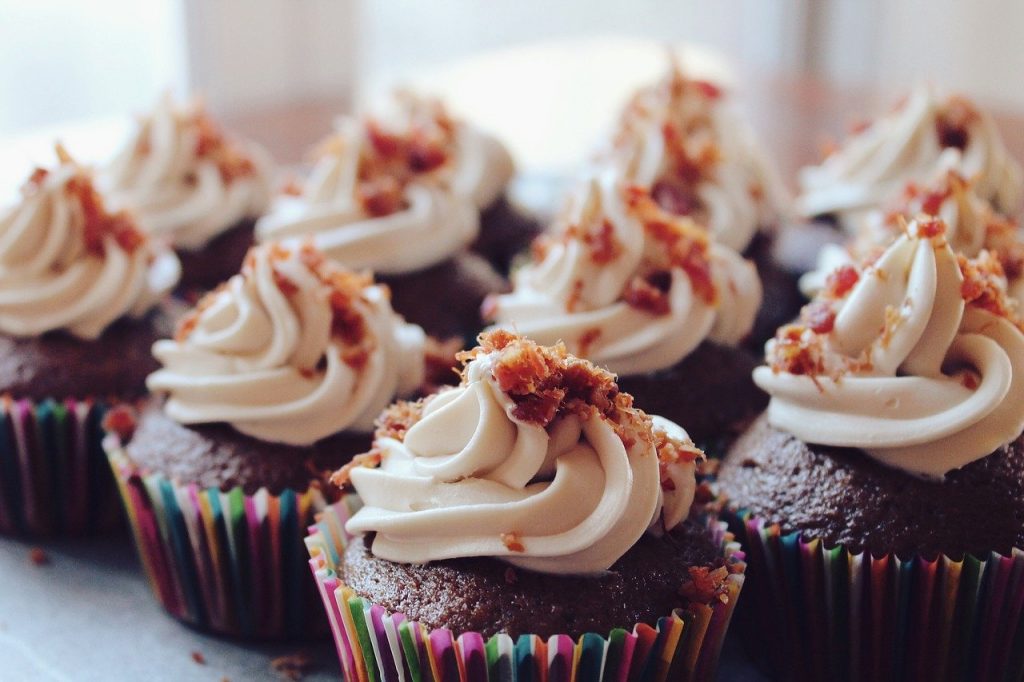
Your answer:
(485, 173), (766, 447)
(255, 91), (526, 338)
(306, 331), (746, 681)
(102, 94), (273, 291)
(797, 85), (1023, 232)
(104, 241), (429, 638)
(0, 145), (180, 536)
(601, 60), (797, 344)
(801, 156), (1024, 302)
(717, 217), (1024, 679)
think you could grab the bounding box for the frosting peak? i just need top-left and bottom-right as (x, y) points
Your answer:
(147, 242), (426, 445)
(757, 217), (1024, 478)
(487, 175), (761, 375)
(0, 149), (180, 340)
(102, 94), (272, 251)
(255, 91), (513, 274)
(797, 86), (1023, 227)
(604, 61), (785, 252)
(337, 331), (703, 574)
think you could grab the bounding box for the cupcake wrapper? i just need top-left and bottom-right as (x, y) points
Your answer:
(306, 496), (747, 681)
(724, 507), (1024, 681)
(0, 397), (119, 536)
(106, 443), (328, 639)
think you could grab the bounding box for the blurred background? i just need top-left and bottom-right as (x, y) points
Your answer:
(1, 0), (1022, 191)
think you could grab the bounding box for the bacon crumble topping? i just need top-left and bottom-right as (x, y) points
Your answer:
(189, 109), (258, 184)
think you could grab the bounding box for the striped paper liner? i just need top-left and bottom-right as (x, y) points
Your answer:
(106, 441), (329, 639)
(725, 508), (1024, 681)
(306, 496), (747, 681)
(0, 397), (119, 537)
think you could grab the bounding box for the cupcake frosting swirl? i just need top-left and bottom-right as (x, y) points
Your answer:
(797, 85), (1023, 226)
(147, 242), (425, 445)
(487, 174), (761, 376)
(605, 62), (785, 253)
(103, 94), (272, 251)
(256, 92), (514, 274)
(0, 150), (180, 340)
(341, 331), (702, 574)
(757, 217), (1024, 478)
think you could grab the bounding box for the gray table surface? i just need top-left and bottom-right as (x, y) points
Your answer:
(0, 532), (767, 681)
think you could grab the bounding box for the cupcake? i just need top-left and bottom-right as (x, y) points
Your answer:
(717, 217), (1024, 679)
(306, 331), (746, 681)
(102, 94), (273, 291)
(801, 157), (1024, 300)
(255, 91), (525, 338)
(797, 85), (1023, 232)
(0, 145), (180, 536)
(104, 241), (429, 638)
(601, 60), (797, 344)
(485, 173), (766, 446)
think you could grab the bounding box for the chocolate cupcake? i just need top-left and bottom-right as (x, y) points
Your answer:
(306, 331), (746, 681)
(0, 146), (180, 536)
(599, 60), (798, 344)
(104, 241), (429, 638)
(102, 94), (273, 291)
(255, 92), (524, 339)
(486, 173), (766, 446)
(717, 217), (1024, 679)
(796, 85), (1023, 233)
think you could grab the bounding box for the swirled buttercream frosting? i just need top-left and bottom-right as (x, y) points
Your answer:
(335, 330), (703, 574)
(0, 147), (180, 340)
(800, 158), (1024, 300)
(255, 92), (513, 274)
(797, 86), (1023, 227)
(757, 216), (1024, 478)
(602, 61), (785, 253)
(486, 175), (761, 376)
(147, 242), (426, 445)
(102, 94), (272, 251)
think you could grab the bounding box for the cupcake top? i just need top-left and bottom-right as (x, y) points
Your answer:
(603, 60), (785, 253)
(102, 94), (272, 251)
(255, 91), (514, 274)
(801, 160), (1024, 300)
(147, 242), (425, 445)
(797, 85), (1023, 225)
(757, 216), (1024, 478)
(0, 146), (180, 340)
(486, 174), (761, 376)
(335, 330), (703, 575)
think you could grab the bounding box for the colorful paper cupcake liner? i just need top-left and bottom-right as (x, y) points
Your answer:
(306, 495), (747, 681)
(106, 442), (329, 639)
(724, 507), (1024, 681)
(0, 397), (119, 537)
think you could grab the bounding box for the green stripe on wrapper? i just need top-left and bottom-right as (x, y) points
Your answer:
(306, 494), (747, 681)
(724, 507), (1024, 681)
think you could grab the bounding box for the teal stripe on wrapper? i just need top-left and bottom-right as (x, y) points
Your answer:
(578, 632), (606, 681)
(160, 478), (205, 626)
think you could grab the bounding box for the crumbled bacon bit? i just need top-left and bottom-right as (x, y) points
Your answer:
(961, 372), (980, 390)
(652, 179), (703, 217)
(915, 216), (946, 239)
(769, 324), (827, 378)
(102, 405), (138, 442)
(329, 451), (383, 489)
(680, 565), (730, 604)
(848, 118), (871, 136)
(623, 272), (671, 315)
(959, 251), (1021, 326)
(175, 282), (226, 341)
(191, 109), (257, 183)
(566, 279), (585, 313)
(530, 234), (553, 263)
(191, 651), (206, 665)
(64, 171), (148, 256)
(577, 327), (602, 357)
(801, 300), (837, 334)
(936, 95), (979, 151)
(280, 177), (303, 196)
(655, 428), (703, 491)
(373, 399), (425, 442)
(29, 547), (49, 566)
(582, 219), (622, 264)
(357, 175), (404, 217)
(270, 652), (312, 681)
(501, 531), (526, 553)
(822, 265), (860, 300)
(272, 268), (299, 297)
(692, 79), (722, 100)
(22, 167), (49, 195)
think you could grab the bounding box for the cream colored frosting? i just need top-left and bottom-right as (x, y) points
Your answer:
(0, 156), (180, 340)
(757, 219), (1024, 478)
(103, 94), (273, 251)
(799, 156), (1023, 299)
(797, 85), (1023, 229)
(605, 63), (786, 253)
(255, 92), (514, 274)
(147, 243), (425, 445)
(345, 349), (698, 574)
(489, 174), (761, 376)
